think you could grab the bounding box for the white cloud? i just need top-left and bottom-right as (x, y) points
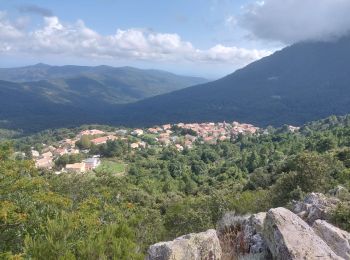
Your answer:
(241, 0), (350, 44)
(0, 12), (24, 40)
(0, 13), (271, 67)
(225, 15), (237, 28)
(195, 44), (271, 64)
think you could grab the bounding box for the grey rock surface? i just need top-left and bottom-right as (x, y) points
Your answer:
(292, 193), (339, 225)
(146, 229), (221, 260)
(313, 219), (350, 260)
(329, 185), (350, 200)
(264, 207), (341, 260)
(147, 193), (349, 260)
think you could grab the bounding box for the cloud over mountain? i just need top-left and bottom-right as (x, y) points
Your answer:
(241, 0), (350, 44)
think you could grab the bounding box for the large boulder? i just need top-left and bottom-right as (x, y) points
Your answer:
(147, 193), (349, 260)
(313, 220), (350, 260)
(264, 207), (341, 259)
(146, 229), (221, 260)
(292, 193), (339, 225)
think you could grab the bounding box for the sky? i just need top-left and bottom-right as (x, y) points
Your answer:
(1, 0), (350, 78)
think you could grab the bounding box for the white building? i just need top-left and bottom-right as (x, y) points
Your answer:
(131, 129), (144, 136)
(84, 158), (101, 171)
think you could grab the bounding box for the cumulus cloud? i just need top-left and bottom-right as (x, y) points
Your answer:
(195, 44), (271, 64)
(17, 4), (53, 17)
(0, 13), (271, 67)
(0, 12), (24, 40)
(241, 0), (350, 44)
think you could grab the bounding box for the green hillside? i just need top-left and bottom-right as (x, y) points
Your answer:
(1, 115), (350, 258)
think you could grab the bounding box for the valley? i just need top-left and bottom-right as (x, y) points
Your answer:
(2, 2), (350, 258)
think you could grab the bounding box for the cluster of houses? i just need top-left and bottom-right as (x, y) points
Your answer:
(144, 121), (260, 150)
(32, 121), (262, 172)
(33, 139), (80, 170)
(32, 135), (100, 173)
(176, 121), (259, 145)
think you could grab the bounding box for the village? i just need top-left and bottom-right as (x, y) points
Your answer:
(32, 121), (261, 173)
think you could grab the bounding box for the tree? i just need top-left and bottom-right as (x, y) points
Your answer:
(316, 136), (337, 153)
(246, 151), (261, 172)
(76, 135), (91, 149)
(292, 153), (340, 192)
(55, 154), (84, 168)
(271, 153), (344, 206)
(100, 140), (127, 157)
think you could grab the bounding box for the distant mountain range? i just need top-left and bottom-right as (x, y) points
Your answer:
(0, 64), (207, 132)
(0, 64), (207, 104)
(2, 36), (350, 133)
(110, 36), (350, 127)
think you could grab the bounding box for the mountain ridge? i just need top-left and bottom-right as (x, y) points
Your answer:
(0, 65), (208, 132)
(111, 36), (350, 127)
(0, 64), (208, 104)
(0, 64), (207, 84)
(2, 37), (350, 132)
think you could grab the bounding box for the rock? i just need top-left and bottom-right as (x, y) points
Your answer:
(250, 212), (266, 234)
(148, 193), (350, 260)
(216, 212), (270, 260)
(244, 213), (269, 256)
(249, 233), (267, 256)
(264, 207), (341, 259)
(329, 185), (350, 200)
(146, 229), (221, 260)
(292, 193), (339, 225)
(313, 220), (350, 260)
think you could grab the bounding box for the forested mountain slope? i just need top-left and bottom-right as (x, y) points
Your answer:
(113, 36), (350, 127)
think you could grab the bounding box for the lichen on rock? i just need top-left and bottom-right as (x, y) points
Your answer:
(146, 229), (221, 260)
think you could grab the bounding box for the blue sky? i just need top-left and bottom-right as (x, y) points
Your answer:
(1, 0), (349, 77)
(2, 0), (252, 47)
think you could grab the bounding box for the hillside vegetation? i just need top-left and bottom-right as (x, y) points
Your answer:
(1, 115), (350, 258)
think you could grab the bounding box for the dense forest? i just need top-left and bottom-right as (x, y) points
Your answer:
(1, 115), (350, 259)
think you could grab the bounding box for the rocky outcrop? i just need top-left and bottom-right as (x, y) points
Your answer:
(146, 229), (221, 260)
(329, 185), (350, 201)
(147, 193), (349, 260)
(264, 208), (340, 259)
(216, 212), (270, 260)
(313, 220), (350, 260)
(292, 192), (340, 225)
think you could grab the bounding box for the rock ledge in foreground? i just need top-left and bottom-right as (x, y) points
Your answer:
(146, 229), (221, 260)
(264, 207), (341, 260)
